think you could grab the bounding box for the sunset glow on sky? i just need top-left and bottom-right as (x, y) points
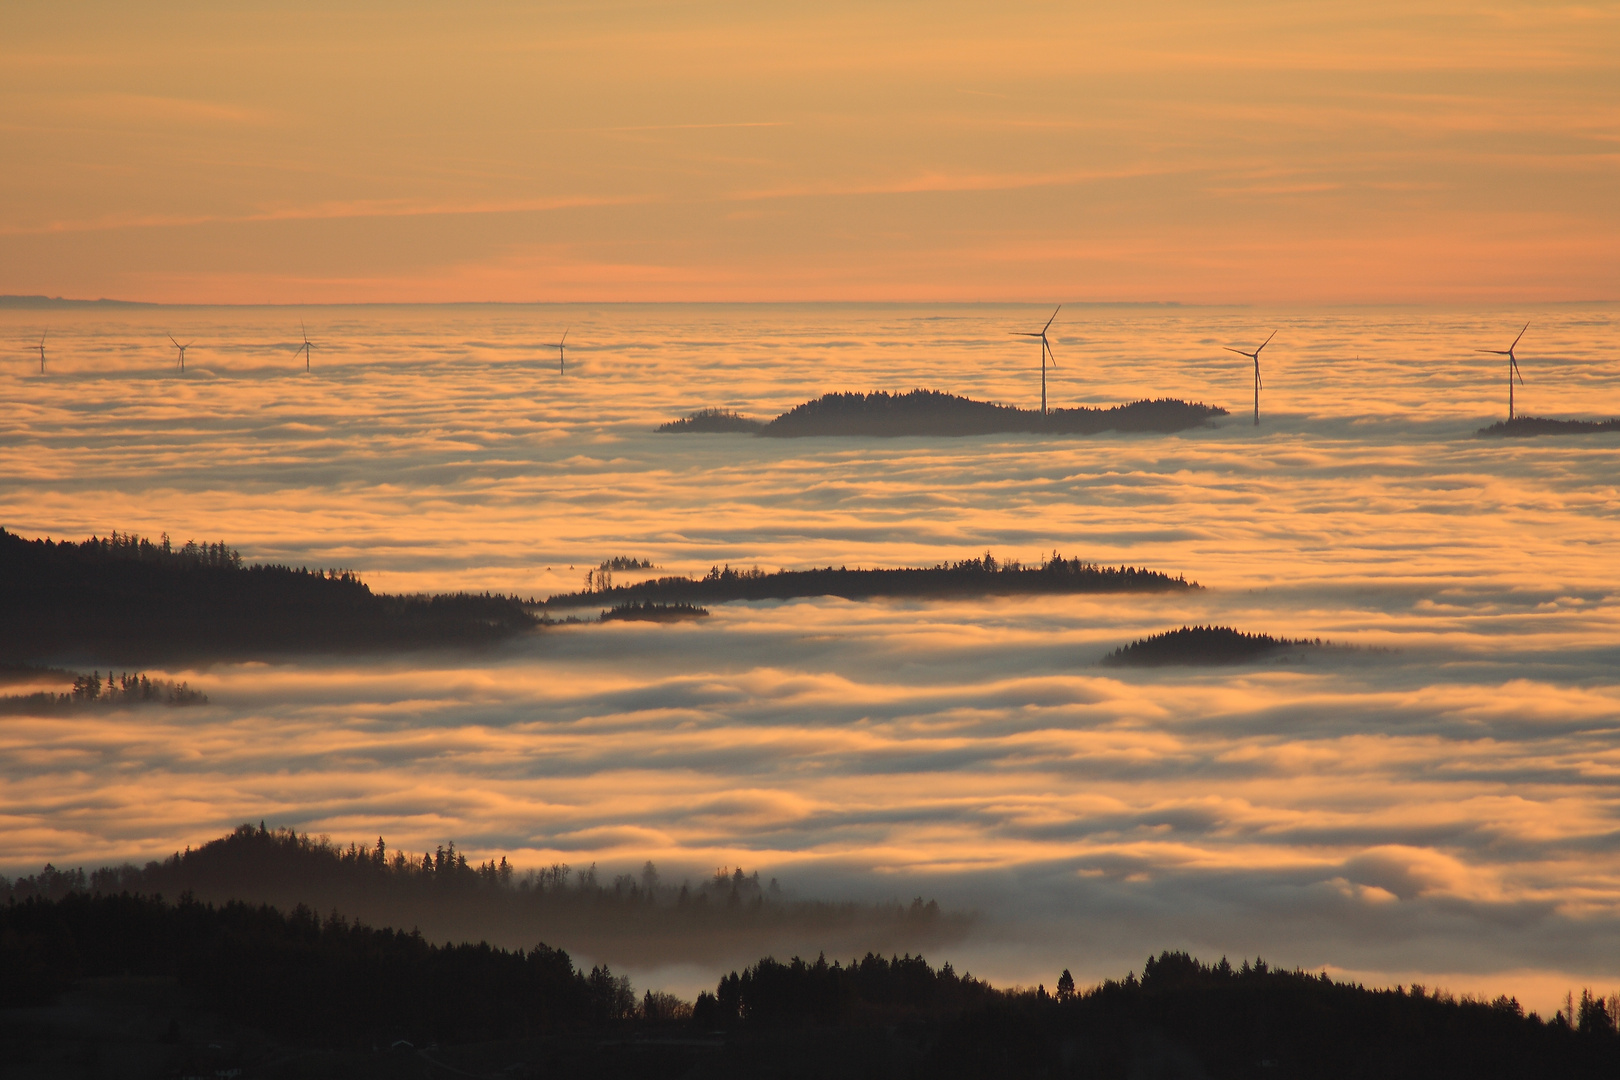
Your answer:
(3, 0), (1617, 304)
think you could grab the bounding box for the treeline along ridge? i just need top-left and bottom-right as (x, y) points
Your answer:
(546, 551), (1196, 609)
(0, 528), (537, 663)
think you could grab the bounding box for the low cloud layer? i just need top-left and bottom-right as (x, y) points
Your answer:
(1, 303), (1617, 1007)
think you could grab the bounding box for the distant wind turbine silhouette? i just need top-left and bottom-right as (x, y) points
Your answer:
(544, 329), (569, 373)
(1014, 306), (1061, 416)
(168, 334), (191, 372)
(33, 329), (46, 374)
(297, 321), (314, 371)
(1480, 323), (1527, 421)
(1225, 330), (1276, 426)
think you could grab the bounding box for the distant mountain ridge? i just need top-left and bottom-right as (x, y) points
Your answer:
(0, 295), (157, 308)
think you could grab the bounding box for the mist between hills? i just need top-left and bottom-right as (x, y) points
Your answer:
(1, 824), (968, 971)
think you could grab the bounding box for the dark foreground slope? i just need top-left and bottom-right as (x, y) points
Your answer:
(0, 529), (537, 664)
(1477, 416), (1620, 437)
(757, 390), (1225, 437)
(3, 893), (1615, 1079)
(545, 552), (1196, 609)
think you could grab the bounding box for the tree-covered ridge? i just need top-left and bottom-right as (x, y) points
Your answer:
(1103, 625), (1328, 666)
(754, 390), (1226, 438)
(546, 551), (1197, 609)
(0, 527), (538, 663)
(1, 823), (961, 969)
(1477, 416), (1620, 437)
(3, 893), (1616, 1078)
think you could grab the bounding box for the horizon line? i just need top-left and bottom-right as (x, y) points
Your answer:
(4, 295), (1618, 311)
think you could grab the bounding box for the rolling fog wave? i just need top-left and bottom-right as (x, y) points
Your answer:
(1, 302), (1617, 1006)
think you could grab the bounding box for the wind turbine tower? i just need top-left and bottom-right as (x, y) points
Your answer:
(34, 330), (46, 374)
(1225, 330), (1276, 426)
(544, 329), (569, 374)
(1014, 306), (1061, 416)
(168, 335), (191, 372)
(1480, 324), (1527, 421)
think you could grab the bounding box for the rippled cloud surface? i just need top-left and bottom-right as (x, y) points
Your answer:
(2, 303), (1617, 1005)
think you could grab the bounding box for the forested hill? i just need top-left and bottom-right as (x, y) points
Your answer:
(0, 529), (536, 663)
(3, 891), (1616, 1078)
(756, 390), (1226, 437)
(544, 552), (1197, 609)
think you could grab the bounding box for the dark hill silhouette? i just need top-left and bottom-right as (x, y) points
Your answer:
(657, 408), (764, 433)
(760, 390), (1225, 437)
(1104, 625), (1326, 666)
(544, 552), (1197, 610)
(3, 893), (1615, 1078)
(602, 601), (710, 622)
(0, 528), (538, 665)
(0, 823), (962, 972)
(659, 390), (1226, 438)
(1477, 417), (1620, 438)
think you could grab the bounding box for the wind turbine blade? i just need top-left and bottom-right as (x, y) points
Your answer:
(1013, 332), (1043, 338)
(561, 329), (569, 345)
(1510, 323), (1528, 350)
(169, 335), (180, 348)
(1257, 329), (1277, 353)
(1045, 341), (1056, 368)
(1478, 349), (1509, 355)
(1223, 347), (1250, 357)
(1042, 305), (1061, 333)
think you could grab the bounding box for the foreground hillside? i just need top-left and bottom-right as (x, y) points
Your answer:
(2, 890), (1615, 1079)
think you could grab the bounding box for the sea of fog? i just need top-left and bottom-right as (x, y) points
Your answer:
(2, 302), (1617, 1008)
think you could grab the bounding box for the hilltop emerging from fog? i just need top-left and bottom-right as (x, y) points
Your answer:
(1477, 416), (1620, 438)
(660, 390), (1226, 438)
(545, 552), (1197, 610)
(0, 528), (537, 665)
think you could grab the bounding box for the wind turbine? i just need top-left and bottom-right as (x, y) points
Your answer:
(297, 320), (314, 371)
(1480, 323), (1527, 421)
(1014, 305), (1061, 416)
(168, 334), (192, 372)
(543, 329), (569, 374)
(1225, 330), (1276, 426)
(33, 329), (46, 374)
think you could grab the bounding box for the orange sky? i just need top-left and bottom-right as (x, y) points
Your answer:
(2, 0), (1617, 304)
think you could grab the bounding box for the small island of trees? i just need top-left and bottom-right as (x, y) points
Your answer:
(1103, 625), (1328, 666)
(657, 408), (765, 433)
(602, 601), (711, 622)
(0, 669), (206, 714)
(1477, 417), (1620, 438)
